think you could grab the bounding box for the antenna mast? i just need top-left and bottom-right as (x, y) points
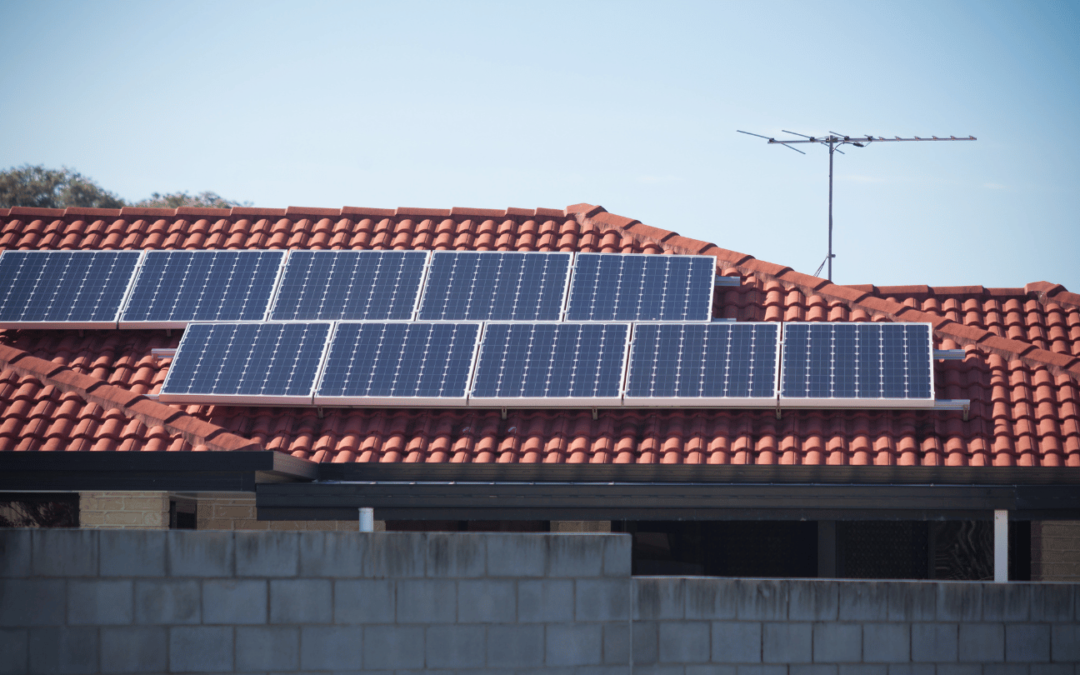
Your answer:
(736, 131), (976, 282)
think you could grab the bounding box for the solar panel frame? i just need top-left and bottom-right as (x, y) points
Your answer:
(313, 321), (483, 408)
(158, 320), (335, 406)
(119, 250), (288, 329)
(268, 250), (432, 322)
(468, 321), (632, 408)
(778, 321), (936, 409)
(415, 251), (574, 322)
(0, 250), (146, 329)
(564, 253), (717, 323)
(622, 322), (782, 408)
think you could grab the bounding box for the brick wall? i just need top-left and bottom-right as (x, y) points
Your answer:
(195, 495), (370, 531)
(1, 530), (1077, 674)
(1034, 521), (1080, 582)
(78, 491), (169, 529)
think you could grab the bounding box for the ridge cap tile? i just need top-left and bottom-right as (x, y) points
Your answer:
(534, 207), (565, 218)
(63, 207), (123, 218)
(118, 206), (177, 218)
(231, 206), (288, 217)
(395, 207), (451, 217)
(9, 206), (66, 218)
(450, 207), (504, 218)
(778, 270), (829, 291)
(285, 206), (341, 218)
(565, 203), (605, 218)
(340, 206), (395, 218)
(175, 206), (232, 217)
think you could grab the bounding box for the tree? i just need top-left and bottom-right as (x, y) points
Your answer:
(133, 191), (251, 209)
(0, 165), (125, 209)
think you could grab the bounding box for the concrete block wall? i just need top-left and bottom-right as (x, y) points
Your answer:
(195, 495), (366, 531)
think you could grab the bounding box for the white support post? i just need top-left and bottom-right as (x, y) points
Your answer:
(359, 507), (375, 532)
(994, 510), (1008, 583)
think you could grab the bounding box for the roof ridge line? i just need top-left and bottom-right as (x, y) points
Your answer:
(0, 343), (261, 452)
(566, 203), (1080, 380)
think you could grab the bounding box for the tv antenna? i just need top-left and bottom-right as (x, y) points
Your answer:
(736, 130), (976, 282)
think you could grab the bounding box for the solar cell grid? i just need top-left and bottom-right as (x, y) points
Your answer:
(565, 253), (715, 322)
(315, 322), (481, 406)
(159, 322), (332, 405)
(121, 250), (285, 328)
(779, 322), (934, 408)
(270, 250), (428, 321)
(0, 250), (143, 329)
(624, 323), (779, 407)
(470, 323), (630, 406)
(417, 251), (572, 321)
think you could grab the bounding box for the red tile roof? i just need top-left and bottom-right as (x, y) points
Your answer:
(1, 203), (1078, 467)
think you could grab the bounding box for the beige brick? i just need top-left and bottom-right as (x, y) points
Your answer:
(105, 511), (143, 526)
(123, 497), (165, 512)
(80, 512), (105, 526)
(233, 519), (271, 531)
(214, 505), (255, 519)
(142, 512), (167, 527)
(98, 498), (124, 511)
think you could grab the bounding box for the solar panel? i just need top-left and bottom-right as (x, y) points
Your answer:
(416, 251), (572, 321)
(470, 323), (630, 406)
(158, 322), (332, 405)
(624, 322), (780, 407)
(315, 322), (481, 407)
(270, 250), (429, 321)
(779, 322), (934, 408)
(565, 253), (715, 322)
(0, 250), (143, 329)
(120, 250), (286, 328)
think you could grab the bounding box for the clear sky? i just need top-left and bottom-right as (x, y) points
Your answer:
(1, 0), (1077, 291)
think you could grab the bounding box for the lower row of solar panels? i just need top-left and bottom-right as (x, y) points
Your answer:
(159, 321), (935, 409)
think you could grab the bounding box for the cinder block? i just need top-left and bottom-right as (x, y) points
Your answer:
(686, 578), (737, 620)
(167, 531), (233, 577)
(28, 627), (98, 674)
(763, 622), (812, 664)
(604, 621), (630, 664)
(547, 622), (603, 666)
(839, 583), (888, 621)
(396, 579), (456, 623)
(814, 622), (861, 663)
(67, 580), (133, 625)
(270, 578), (331, 624)
(1030, 665), (1073, 675)
(958, 623), (1004, 662)
(204, 579), (268, 624)
(911, 622), (958, 662)
(1051, 623), (1080, 662)
(688, 666), (736, 675)
(862, 623), (910, 663)
(300, 625), (363, 670)
(0, 579), (65, 626)
(458, 579), (515, 622)
(134, 579), (199, 624)
(790, 582), (839, 621)
(635, 621), (659, 664)
(1006, 624), (1051, 662)
(235, 531), (299, 577)
(486, 533), (546, 577)
(548, 535), (605, 577)
(169, 626), (233, 672)
(363, 624), (425, 669)
(299, 531), (367, 577)
(604, 534), (632, 577)
(636, 578), (685, 620)
(979, 666), (1029, 675)
(0, 629), (27, 675)
(1032, 585), (1074, 622)
(839, 666), (888, 675)
(518, 579), (573, 623)
(487, 624), (544, 668)
(935, 666), (981, 675)
(982, 583), (1031, 621)
(99, 530), (165, 577)
(0, 531), (31, 578)
(100, 626), (166, 673)
(886, 666), (935, 675)
(235, 626), (299, 671)
(886, 583), (936, 622)
(632, 666), (684, 675)
(578, 579), (631, 621)
(737, 580), (788, 621)
(426, 624), (486, 668)
(366, 533), (426, 578)
(712, 621), (762, 664)
(32, 530), (98, 577)
(334, 579), (395, 624)
(427, 533), (485, 578)
(937, 583), (982, 621)
(659, 621), (710, 664)
(736, 666), (788, 675)
(791, 666), (838, 675)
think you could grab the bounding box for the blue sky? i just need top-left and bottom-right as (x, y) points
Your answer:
(1, 0), (1077, 290)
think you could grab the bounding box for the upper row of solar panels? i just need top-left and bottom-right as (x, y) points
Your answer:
(0, 250), (717, 329)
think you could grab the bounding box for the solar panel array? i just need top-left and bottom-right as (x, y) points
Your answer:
(159, 322), (332, 405)
(565, 253), (715, 322)
(418, 252), (572, 321)
(0, 251), (143, 329)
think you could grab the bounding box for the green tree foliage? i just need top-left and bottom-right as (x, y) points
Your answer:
(0, 165), (125, 209)
(133, 191), (251, 209)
